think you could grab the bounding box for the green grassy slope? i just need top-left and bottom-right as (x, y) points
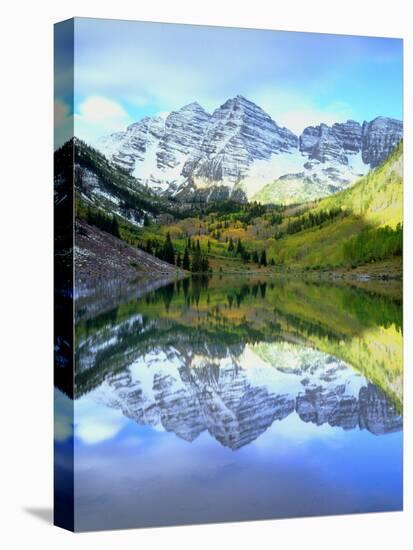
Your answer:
(269, 142), (403, 270)
(316, 141), (402, 228)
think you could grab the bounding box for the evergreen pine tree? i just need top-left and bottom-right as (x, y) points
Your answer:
(191, 244), (202, 273)
(182, 246), (190, 270)
(162, 233), (175, 265)
(201, 256), (210, 273)
(155, 242), (162, 260)
(241, 249), (250, 263)
(111, 216), (120, 238)
(146, 239), (153, 255)
(260, 250), (267, 266)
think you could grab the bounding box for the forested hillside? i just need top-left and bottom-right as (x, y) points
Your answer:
(69, 137), (403, 277)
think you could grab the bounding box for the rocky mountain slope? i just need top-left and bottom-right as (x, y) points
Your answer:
(69, 138), (176, 226)
(75, 219), (183, 295)
(95, 95), (402, 204)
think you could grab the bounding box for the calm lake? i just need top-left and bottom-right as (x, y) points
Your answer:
(56, 276), (403, 531)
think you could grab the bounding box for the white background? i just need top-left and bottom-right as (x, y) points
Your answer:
(0, 0), (411, 548)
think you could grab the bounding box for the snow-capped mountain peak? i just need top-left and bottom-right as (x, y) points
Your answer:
(94, 96), (402, 204)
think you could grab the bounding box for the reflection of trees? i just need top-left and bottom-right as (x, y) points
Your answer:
(71, 277), (402, 410)
(143, 277), (271, 312)
(158, 282), (174, 312)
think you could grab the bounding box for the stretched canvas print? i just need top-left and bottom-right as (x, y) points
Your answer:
(54, 17), (403, 532)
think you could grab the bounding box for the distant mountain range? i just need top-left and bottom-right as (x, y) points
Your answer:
(95, 95), (403, 204)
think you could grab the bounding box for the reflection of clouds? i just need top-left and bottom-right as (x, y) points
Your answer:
(74, 394), (129, 444)
(77, 427), (234, 479)
(54, 388), (73, 441)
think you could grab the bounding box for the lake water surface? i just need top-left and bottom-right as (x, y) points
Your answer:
(56, 276), (403, 531)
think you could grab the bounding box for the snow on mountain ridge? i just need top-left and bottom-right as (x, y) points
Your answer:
(94, 96), (402, 203)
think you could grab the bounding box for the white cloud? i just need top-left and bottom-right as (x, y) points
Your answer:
(74, 393), (129, 445)
(74, 39), (227, 116)
(74, 95), (132, 145)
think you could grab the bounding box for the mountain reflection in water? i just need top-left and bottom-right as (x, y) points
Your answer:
(76, 338), (401, 449)
(57, 276), (403, 530)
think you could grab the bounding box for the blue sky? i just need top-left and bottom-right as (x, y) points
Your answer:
(55, 17), (403, 146)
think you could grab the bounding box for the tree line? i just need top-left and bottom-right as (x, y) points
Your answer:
(85, 207), (120, 238)
(141, 234), (211, 273)
(227, 237), (273, 266)
(284, 207), (348, 236)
